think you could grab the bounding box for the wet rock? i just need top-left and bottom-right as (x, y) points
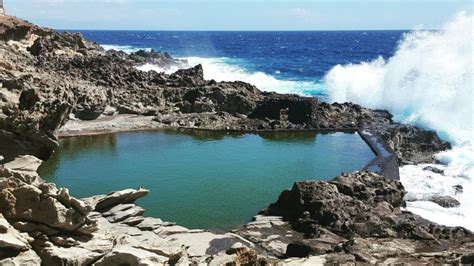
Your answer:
(375, 125), (451, 164)
(423, 166), (445, 175)
(428, 195), (460, 208)
(453, 184), (463, 194)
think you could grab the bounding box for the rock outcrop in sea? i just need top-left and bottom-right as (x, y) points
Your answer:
(0, 14), (472, 265)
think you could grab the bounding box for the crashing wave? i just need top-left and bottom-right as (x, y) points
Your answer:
(183, 57), (325, 95)
(324, 12), (474, 230)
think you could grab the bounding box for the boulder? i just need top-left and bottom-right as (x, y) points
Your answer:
(94, 246), (169, 265)
(375, 125), (451, 164)
(428, 195), (460, 208)
(73, 87), (107, 120)
(0, 214), (31, 252)
(423, 166), (445, 175)
(95, 188), (149, 212)
(3, 155), (42, 176)
(0, 173), (95, 234)
(103, 205), (145, 223)
(0, 249), (41, 266)
(265, 171), (472, 244)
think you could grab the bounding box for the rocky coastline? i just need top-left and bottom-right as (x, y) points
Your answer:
(0, 14), (472, 265)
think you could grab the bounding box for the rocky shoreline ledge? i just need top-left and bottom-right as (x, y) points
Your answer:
(1, 15), (472, 265)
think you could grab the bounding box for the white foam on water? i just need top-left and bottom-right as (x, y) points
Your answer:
(101, 44), (151, 54)
(135, 63), (182, 75)
(102, 45), (325, 96)
(183, 57), (324, 95)
(133, 57), (325, 95)
(324, 12), (474, 230)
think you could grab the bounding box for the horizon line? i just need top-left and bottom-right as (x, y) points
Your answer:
(57, 28), (425, 32)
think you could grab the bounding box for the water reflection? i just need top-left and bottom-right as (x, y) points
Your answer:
(39, 134), (118, 177)
(37, 129), (374, 229)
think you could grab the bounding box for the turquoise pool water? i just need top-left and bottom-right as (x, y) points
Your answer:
(39, 130), (374, 229)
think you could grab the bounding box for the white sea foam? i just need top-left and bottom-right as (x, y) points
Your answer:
(134, 56), (324, 95)
(183, 57), (323, 95)
(101, 44), (151, 54)
(102, 44), (325, 96)
(324, 12), (474, 230)
(135, 63), (182, 75)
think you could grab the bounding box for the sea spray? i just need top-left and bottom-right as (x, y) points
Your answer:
(136, 56), (325, 95)
(106, 47), (326, 96)
(183, 57), (324, 95)
(101, 44), (152, 54)
(324, 12), (474, 230)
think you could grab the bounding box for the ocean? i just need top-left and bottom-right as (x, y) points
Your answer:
(68, 13), (473, 230)
(78, 30), (404, 98)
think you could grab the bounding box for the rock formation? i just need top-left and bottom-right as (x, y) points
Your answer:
(0, 14), (469, 265)
(235, 172), (473, 264)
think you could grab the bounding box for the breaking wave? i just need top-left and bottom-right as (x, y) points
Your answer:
(101, 44), (152, 54)
(324, 12), (474, 230)
(137, 57), (325, 96)
(183, 57), (325, 95)
(101, 45), (324, 96)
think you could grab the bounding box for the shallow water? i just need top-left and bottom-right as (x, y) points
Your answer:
(39, 130), (374, 229)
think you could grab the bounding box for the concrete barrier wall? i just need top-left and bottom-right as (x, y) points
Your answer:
(358, 127), (400, 180)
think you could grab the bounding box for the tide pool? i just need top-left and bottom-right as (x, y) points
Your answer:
(39, 130), (374, 229)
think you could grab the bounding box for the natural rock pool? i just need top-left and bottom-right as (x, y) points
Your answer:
(39, 130), (375, 229)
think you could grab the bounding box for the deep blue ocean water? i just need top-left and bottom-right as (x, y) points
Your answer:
(72, 30), (406, 98)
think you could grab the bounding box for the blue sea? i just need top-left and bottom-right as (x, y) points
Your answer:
(75, 30), (405, 99)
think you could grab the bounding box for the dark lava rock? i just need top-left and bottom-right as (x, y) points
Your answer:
(249, 94), (319, 125)
(129, 49), (187, 69)
(461, 253), (474, 264)
(73, 87), (108, 120)
(453, 184), (463, 194)
(266, 172), (470, 241)
(256, 171), (474, 263)
(423, 166), (445, 175)
(28, 31), (98, 56)
(285, 242), (312, 258)
(266, 172), (407, 238)
(428, 195), (460, 208)
(374, 124), (451, 164)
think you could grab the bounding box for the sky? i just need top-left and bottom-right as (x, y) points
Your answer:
(5, 0), (473, 30)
